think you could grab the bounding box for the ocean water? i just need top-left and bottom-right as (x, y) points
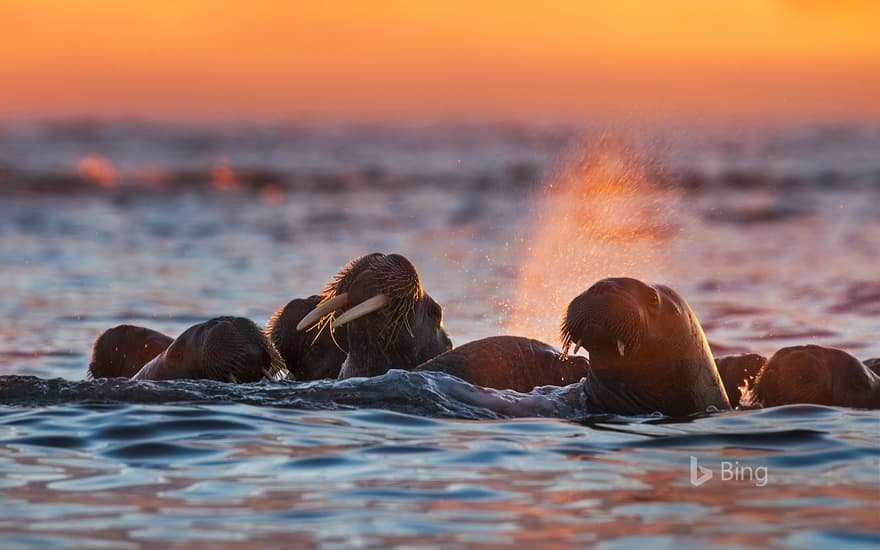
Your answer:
(0, 121), (878, 548)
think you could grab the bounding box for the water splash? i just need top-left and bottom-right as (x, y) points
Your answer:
(739, 379), (757, 408)
(505, 138), (680, 346)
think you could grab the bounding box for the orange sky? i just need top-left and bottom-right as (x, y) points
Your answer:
(1, 0), (878, 121)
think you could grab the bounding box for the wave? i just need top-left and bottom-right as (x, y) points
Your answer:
(0, 370), (596, 421)
(6, 369), (880, 425)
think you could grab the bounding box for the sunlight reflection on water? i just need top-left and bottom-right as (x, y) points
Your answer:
(1, 122), (879, 547)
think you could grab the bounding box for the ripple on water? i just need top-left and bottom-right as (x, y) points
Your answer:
(765, 446), (880, 469)
(622, 429), (830, 450)
(160, 480), (266, 503)
(103, 441), (222, 462)
(783, 529), (880, 550)
(47, 470), (166, 492)
(348, 409), (445, 428)
(339, 485), (508, 501)
(283, 455), (368, 469)
(2, 435), (88, 450)
(92, 417), (255, 440)
(358, 445), (446, 455)
(0, 398), (878, 548)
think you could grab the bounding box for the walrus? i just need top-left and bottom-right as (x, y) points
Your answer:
(296, 253), (453, 378)
(753, 345), (880, 409)
(266, 295), (347, 380)
(561, 277), (731, 416)
(89, 324), (173, 379)
(413, 336), (590, 392)
(265, 255), (393, 380)
(132, 316), (287, 382)
(715, 353), (767, 408)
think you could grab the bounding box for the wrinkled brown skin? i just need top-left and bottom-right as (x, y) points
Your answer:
(754, 345), (880, 409)
(414, 336), (591, 392)
(715, 353), (767, 408)
(89, 325), (173, 379)
(561, 277), (731, 416)
(132, 316), (286, 383)
(266, 295), (347, 380)
(328, 253), (453, 378)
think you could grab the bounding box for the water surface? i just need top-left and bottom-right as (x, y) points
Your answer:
(1, 121), (878, 547)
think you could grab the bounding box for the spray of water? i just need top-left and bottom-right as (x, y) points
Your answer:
(504, 137), (680, 346)
(738, 380), (757, 408)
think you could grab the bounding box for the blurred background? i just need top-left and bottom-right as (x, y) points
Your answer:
(1, 1), (879, 378)
(2, 1), (879, 120)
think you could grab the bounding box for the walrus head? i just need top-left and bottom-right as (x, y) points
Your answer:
(266, 295), (347, 380)
(561, 278), (664, 364)
(132, 316), (287, 382)
(561, 277), (730, 415)
(296, 253), (453, 378)
(754, 345), (880, 409)
(89, 325), (173, 379)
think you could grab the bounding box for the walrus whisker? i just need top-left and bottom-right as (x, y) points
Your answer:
(617, 340), (626, 357)
(333, 294), (389, 327)
(327, 320), (347, 353)
(296, 293), (350, 332)
(309, 315), (335, 346)
(309, 323), (326, 346)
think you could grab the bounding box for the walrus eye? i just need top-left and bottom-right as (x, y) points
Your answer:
(428, 302), (443, 322)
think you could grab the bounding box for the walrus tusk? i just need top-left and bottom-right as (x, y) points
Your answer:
(296, 293), (350, 331)
(229, 374), (239, 384)
(333, 294), (390, 328)
(617, 339), (626, 357)
(573, 339), (584, 355)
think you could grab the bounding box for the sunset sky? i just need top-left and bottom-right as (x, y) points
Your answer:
(1, 1), (878, 121)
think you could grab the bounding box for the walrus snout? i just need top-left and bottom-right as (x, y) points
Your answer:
(267, 295), (348, 380)
(576, 322), (616, 354)
(296, 253), (421, 333)
(562, 282), (647, 360)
